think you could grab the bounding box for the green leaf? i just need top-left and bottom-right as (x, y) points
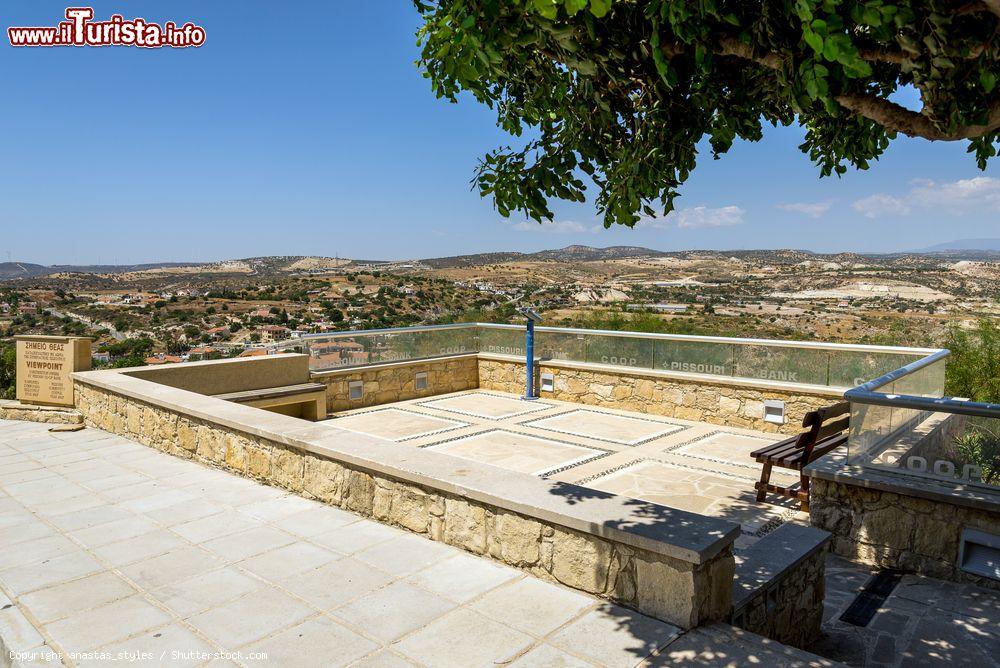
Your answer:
(982, 71), (997, 94)
(532, 0), (557, 19)
(803, 30), (823, 54)
(564, 0), (589, 15)
(589, 0), (612, 18)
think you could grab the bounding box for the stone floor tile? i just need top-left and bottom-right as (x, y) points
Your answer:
(238, 494), (321, 522)
(332, 581), (456, 642)
(99, 480), (171, 503)
(199, 480), (287, 507)
(407, 553), (520, 603)
(354, 532), (456, 577)
(393, 608), (534, 668)
(236, 542), (340, 582)
(78, 472), (151, 492)
(170, 511), (264, 544)
(68, 514), (160, 548)
(144, 498), (226, 527)
(470, 577), (596, 637)
(46, 595), (172, 652)
(241, 615), (378, 668)
(200, 526), (297, 563)
(273, 505), (359, 538)
(0, 550), (104, 595)
(120, 545), (222, 590)
(0, 604), (46, 654)
(118, 487), (200, 514)
(899, 609), (999, 666)
(187, 587), (315, 648)
(45, 504), (134, 533)
(81, 623), (219, 668)
(0, 534), (78, 570)
(2, 520), (58, 547)
(30, 493), (105, 518)
(91, 529), (190, 567)
(310, 520), (406, 555)
(548, 604), (681, 668)
(509, 643), (596, 667)
(150, 568), (263, 618)
(347, 650), (419, 668)
(19, 571), (137, 624)
(8, 479), (86, 505)
(275, 557), (394, 611)
(0, 469), (59, 494)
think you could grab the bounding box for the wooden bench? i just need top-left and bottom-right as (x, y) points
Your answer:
(213, 382), (327, 421)
(751, 402), (850, 512)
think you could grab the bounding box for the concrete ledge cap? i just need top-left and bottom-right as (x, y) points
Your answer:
(731, 523), (830, 610)
(805, 451), (1000, 513)
(73, 369), (740, 564)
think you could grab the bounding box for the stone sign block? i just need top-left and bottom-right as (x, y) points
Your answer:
(15, 335), (92, 407)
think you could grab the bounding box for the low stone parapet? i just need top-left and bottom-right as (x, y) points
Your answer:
(312, 355), (479, 412)
(807, 452), (1000, 589)
(477, 355), (841, 435)
(72, 367), (740, 629)
(730, 523), (830, 648)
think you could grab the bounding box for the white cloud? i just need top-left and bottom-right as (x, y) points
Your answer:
(675, 205), (745, 228)
(776, 201), (833, 218)
(852, 194), (911, 219)
(853, 177), (1000, 219)
(644, 205), (745, 229)
(910, 177), (1000, 211)
(511, 220), (589, 233)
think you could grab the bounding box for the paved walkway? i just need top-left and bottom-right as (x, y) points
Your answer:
(817, 555), (1000, 667)
(0, 420), (830, 668)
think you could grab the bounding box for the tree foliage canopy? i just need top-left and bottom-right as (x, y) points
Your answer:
(415, 0), (1000, 227)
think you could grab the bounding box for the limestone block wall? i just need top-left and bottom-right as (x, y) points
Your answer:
(479, 357), (838, 435)
(314, 356), (479, 413)
(810, 477), (1000, 589)
(0, 400), (82, 425)
(74, 380), (735, 629)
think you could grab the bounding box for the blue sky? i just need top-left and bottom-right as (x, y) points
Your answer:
(1, 1), (997, 265)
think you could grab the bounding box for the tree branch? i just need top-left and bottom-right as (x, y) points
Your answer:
(834, 93), (1000, 140)
(981, 0), (1000, 18)
(658, 37), (1000, 140)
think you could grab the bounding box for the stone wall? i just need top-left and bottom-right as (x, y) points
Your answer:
(315, 356), (478, 413)
(732, 546), (827, 649)
(0, 400), (82, 425)
(810, 477), (1000, 589)
(74, 379), (734, 629)
(479, 357), (838, 435)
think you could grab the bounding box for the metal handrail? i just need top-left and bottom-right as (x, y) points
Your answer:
(844, 348), (1000, 419)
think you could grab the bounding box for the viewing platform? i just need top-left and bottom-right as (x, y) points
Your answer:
(1, 324), (997, 666)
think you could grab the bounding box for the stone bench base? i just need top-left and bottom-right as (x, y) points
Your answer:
(0, 399), (83, 425)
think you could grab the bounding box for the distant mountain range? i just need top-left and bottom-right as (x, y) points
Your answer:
(3, 242), (999, 281)
(422, 245), (667, 268)
(0, 262), (194, 280)
(914, 239), (1000, 253)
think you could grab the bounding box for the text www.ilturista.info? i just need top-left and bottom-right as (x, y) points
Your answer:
(8, 7), (205, 48)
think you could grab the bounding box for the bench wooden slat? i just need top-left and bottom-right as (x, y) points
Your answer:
(752, 401), (849, 511)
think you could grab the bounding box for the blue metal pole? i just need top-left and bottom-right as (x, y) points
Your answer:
(525, 319), (535, 399)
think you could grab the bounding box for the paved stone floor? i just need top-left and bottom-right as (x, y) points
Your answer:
(816, 555), (1000, 667)
(332, 391), (803, 550)
(0, 419), (832, 668)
